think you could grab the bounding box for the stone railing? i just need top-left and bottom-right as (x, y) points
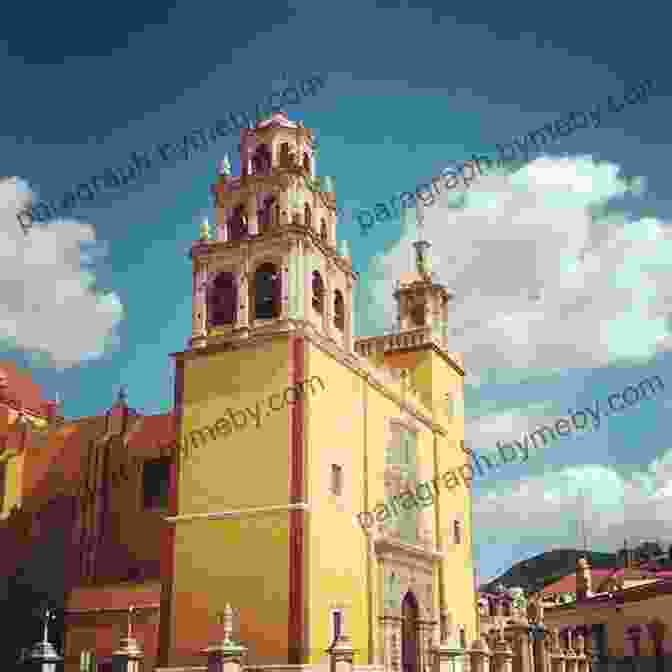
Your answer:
(21, 599), (602, 672)
(354, 328), (464, 371)
(354, 327), (436, 358)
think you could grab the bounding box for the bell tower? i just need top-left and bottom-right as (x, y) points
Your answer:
(393, 200), (453, 348)
(162, 111), (359, 668)
(189, 110), (356, 353)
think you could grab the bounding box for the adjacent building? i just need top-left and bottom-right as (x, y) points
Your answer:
(542, 557), (671, 665)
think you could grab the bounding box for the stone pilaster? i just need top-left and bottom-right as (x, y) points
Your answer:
(247, 193), (258, 236)
(202, 604), (248, 672)
(324, 261), (333, 338)
(281, 255), (290, 320)
(236, 268), (249, 329)
(345, 279), (354, 353)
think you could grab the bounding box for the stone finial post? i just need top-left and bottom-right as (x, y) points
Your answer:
(112, 605), (143, 672)
(327, 634), (355, 672)
(492, 629), (514, 672)
(469, 637), (491, 672)
(202, 604), (248, 672)
(431, 621), (464, 672)
(549, 628), (565, 672)
(574, 632), (589, 672)
(564, 630), (578, 672)
(23, 609), (62, 672)
(576, 558), (592, 600)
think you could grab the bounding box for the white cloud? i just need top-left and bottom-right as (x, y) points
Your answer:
(365, 155), (672, 383)
(0, 178), (124, 368)
(472, 447), (672, 555)
(465, 401), (561, 461)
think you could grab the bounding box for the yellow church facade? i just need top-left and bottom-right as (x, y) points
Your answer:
(158, 111), (476, 670)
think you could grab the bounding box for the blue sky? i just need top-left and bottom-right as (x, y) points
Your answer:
(1, 0), (671, 586)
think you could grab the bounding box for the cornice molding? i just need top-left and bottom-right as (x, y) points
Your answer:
(165, 502), (308, 524)
(173, 324), (451, 437)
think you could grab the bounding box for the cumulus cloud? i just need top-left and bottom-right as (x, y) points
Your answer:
(465, 401), (560, 460)
(365, 155), (672, 383)
(472, 447), (672, 559)
(0, 177), (124, 368)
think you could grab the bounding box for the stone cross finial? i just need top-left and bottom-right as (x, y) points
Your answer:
(127, 605), (135, 639)
(217, 604), (235, 644)
(220, 155), (232, 176)
(42, 608), (54, 644)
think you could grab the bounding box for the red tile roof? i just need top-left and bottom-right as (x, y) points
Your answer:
(541, 568), (672, 595)
(0, 360), (53, 416)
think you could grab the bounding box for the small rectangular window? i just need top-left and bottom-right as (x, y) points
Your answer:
(454, 520), (461, 544)
(445, 393), (454, 419)
(330, 464), (343, 496)
(142, 458), (170, 510)
(459, 627), (466, 650)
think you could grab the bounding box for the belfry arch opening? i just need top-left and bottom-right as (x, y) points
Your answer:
(253, 262), (281, 320)
(208, 272), (237, 327)
(401, 590), (420, 672)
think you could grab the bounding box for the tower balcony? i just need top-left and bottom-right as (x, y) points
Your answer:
(354, 326), (464, 370)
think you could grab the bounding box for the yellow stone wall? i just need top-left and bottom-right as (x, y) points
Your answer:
(385, 348), (476, 645)
(171, 335), (475, 665)
(0, 452), (23, 517)
(306, 342), (476, 662)
(171, 336), (294, 664)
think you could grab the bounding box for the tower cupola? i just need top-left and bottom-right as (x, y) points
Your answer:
(189, 112), (356, 353)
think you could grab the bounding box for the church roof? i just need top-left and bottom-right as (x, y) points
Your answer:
(0, 360), (54, 416)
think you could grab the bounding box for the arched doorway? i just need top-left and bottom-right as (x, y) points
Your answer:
(401, 591), (420, 672)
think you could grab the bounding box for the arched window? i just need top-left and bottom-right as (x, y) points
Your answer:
(320, 218), (328, 242)
(334, 290), (344, 331)
(279, 143), (292, 168)
(258, 196), (276, 234)
(304, 203), (312, 229)
(411, 301), (426, 327)
(401, 592), (420, 672)
(227, 205), (247, 241)
(251, 144), (272, 175)
(208, 272), (237, 327)
(303, 152), (311, 173)
(312, 271), (324, 314)
(254, 263), (280, 320)
(274, 203), (281, 228)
